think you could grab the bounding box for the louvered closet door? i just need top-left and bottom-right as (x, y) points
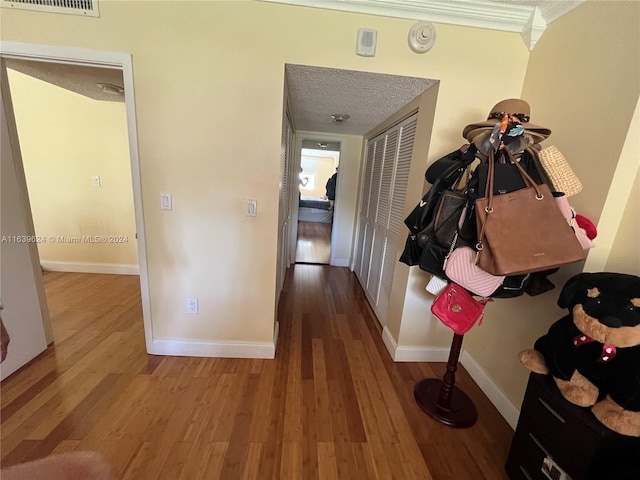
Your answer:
(358, 134), (384, 288)
(355, 140), (376, 279)
(355, 113), (417, 324)
(377, 118), (415, 317)
(277, 112), (293, 296)
(369, 128), (397, 302)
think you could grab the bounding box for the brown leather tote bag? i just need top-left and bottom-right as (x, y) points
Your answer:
(474, 150), (586, 276)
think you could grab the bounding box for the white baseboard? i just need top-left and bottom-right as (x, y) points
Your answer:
(460, 350), (520, 429)
(149, 324), (279, 359)
(382, 326), (450, 362)
(41, 260), (139, 275)
(331, 258), (350, 267)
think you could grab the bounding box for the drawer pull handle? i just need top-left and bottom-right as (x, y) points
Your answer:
(519, 465), (534, 480)
(538, 397), (566, 423)
(529, 432), (552, 457)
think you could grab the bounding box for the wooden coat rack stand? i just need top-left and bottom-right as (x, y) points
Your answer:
(414, 332), (477, 427)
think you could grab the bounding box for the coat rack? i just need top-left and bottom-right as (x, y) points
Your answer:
(414, 332), (477, 427)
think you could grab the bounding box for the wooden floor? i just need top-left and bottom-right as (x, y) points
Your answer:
(1, 268), (514, 479)
(295, 221), (332, 264)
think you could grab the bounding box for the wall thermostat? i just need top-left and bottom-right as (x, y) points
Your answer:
(408, 21), (436, 53)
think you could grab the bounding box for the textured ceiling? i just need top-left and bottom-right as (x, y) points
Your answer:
(6, 58), (125, 103)
(286, 64), (436, 136)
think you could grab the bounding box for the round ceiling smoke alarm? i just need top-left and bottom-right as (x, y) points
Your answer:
(408, 21), (436, 53)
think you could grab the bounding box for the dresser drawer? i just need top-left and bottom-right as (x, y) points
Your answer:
(510, 413), (590, 479)
(522, 374), (613, 438)
(506, 374), (640, 480)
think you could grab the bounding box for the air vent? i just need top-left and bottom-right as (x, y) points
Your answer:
(1, 0), (99, 17)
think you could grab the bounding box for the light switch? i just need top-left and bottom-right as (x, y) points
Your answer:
(92, 175), (101, 187)
(246, 199), (257, 217)
(161, 193), (172, 210)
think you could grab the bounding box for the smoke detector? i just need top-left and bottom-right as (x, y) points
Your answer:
(408, 21), (436, 53)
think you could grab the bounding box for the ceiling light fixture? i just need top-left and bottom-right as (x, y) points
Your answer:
(318, 143), (328, 148)
(96, 83), (124, 95)
(331, 113), (350, 122)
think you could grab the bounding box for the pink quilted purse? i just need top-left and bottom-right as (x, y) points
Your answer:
(444, 247), (505, 297)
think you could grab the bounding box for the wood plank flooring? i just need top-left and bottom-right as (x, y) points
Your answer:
(295, 221), (331, 264)
(1, 268), (514, 479)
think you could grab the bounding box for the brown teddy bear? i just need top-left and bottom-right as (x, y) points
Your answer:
(519, 272), (640, 437)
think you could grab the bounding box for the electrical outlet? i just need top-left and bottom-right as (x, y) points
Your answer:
(186, 297), (199, 314)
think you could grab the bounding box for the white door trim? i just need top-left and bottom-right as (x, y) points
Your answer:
(0, 41), (154, 351)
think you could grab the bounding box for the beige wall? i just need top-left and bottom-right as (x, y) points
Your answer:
(0, 0), (528, 372)
(463, 0), (640, 406)
(7, 69), (137, 268)
(4, 1), (635, 411)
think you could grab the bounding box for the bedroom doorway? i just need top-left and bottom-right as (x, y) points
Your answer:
(295, 143), (340, 264)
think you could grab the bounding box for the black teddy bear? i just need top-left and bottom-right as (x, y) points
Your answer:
(519, 272), (640, 437)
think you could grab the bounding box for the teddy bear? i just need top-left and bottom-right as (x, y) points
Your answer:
(519, 272), (640, 437)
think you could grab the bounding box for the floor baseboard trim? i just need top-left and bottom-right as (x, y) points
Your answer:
(331, 258), (350, 267)
(149, 337), (276, 359)
(460, 350), (520, 429)
(382, 326), (450, 362)
(41, 261), (139, 275)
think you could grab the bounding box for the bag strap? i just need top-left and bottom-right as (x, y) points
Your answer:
(487, 149), (544, 212)
(475, 148), (545, 262)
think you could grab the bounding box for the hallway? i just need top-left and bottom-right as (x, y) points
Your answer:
(1, 267), (513, 479)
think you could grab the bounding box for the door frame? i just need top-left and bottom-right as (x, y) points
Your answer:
(0, 41), (154, 350)
(291, 132), (345, 266)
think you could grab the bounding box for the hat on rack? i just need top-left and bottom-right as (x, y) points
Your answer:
(462, 98), (551, 144)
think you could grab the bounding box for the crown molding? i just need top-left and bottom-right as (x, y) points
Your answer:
(260, 0), (584, 50)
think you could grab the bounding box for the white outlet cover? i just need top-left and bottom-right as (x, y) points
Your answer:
(187, 297), (198, 314)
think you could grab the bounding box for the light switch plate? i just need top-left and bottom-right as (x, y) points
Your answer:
(246, 199), (257, 217)
(161, 193), (172, 210)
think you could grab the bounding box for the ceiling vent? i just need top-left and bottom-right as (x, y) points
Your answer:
(1, 0), (99, 17)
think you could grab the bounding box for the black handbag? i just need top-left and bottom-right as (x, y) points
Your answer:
(400, 161), (469, 267)
(400, 145), (478, 269)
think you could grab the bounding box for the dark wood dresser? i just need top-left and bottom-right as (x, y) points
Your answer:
(505, 373), (640, 480)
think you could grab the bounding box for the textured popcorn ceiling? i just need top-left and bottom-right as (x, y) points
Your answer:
(6, 58), (125, 103)
(286, 64), (436, 136)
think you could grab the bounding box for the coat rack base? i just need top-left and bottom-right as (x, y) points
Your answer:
(414, 378), (478, 428)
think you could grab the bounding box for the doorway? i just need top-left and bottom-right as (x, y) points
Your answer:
(0, 42), (152, 362)
(295, 144), (340, 264)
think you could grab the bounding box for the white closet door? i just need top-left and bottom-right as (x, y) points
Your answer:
(354, 113), (417, 324)
(378, 118), (416, 317)
(276, 112), (293, 296)
(358, 136), (381, 285)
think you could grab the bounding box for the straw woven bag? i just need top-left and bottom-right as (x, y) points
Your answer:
(537, 146), (583, 197)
